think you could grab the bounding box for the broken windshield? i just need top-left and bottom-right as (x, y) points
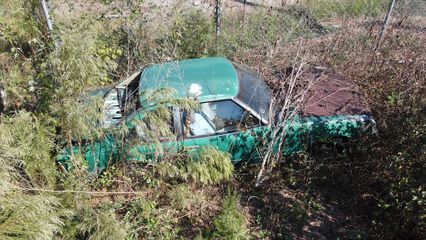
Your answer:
(233, 63), (272, 123)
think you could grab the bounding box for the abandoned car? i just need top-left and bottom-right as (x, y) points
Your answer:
(57, 57), (376, 173)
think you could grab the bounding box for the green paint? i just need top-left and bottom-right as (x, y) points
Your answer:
(57, 113), (376, 173)
(140, 57), (238, 102)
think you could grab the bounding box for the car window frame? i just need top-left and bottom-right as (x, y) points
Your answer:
(182, 99), (263, 140)
(233, 63), (273, 124)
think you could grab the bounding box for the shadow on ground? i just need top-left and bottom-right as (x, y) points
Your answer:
(237, 157), (369, 239)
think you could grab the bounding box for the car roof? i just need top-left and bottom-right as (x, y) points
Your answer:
(139, 57), (238, 102)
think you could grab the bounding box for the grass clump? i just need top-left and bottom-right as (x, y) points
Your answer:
(307, 0), (387, 19)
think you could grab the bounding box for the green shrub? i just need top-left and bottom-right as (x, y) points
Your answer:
(154, 147), (234, 185)
(168, 184), (208, 211)
(0, 63), (36, 111)
(124, 198), (180, 239)
(63, 206), (130, 240)
(45, 20), (117, 102)
(0, 194), (69, 240)
(213, 191), (249, 240)
(169, 10), (214, 59)
(0, 0), (44, 45)
(0, 0), (50, 112)
(55, 96), (104, 144)
(183, 147), (234, 185)
(0, 112), (57, 188)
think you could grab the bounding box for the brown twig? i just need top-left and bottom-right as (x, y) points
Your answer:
(13, 186), (142, 195)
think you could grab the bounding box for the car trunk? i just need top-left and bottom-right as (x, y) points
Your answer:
(300, 68), (372, 117)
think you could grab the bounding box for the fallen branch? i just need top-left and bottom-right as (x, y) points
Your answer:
(13, 186), (140, 196)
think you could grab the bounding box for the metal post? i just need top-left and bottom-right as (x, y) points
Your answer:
(40, 0), (53, 32)
(215, 0), (221, 38)
(0, 83), (5, 114)
(374, 0), (397, 51)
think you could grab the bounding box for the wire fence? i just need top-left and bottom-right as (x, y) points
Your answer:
(191, 0), (425, 60)
(53, 0), (426, 42)
(212, 0), (426, 30)
(214, 0), (426, 18)
(50, 0), (426, 69)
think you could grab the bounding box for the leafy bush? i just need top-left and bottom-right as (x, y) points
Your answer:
(0, 0), (44, 45)
(0, 63), (36, 111)
(0, 0), (50, 113)
(0, 112), (69, 240)
(183, 147), (234, 185)
(55, 96), (104, 144)
(167, 184), (209, 211)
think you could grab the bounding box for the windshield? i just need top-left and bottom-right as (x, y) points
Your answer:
(233, 63), (272, 123)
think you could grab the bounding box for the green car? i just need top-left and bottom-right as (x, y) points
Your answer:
(57, 57), (376, 173)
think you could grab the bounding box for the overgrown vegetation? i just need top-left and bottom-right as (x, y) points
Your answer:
(0, 0), (424, 239)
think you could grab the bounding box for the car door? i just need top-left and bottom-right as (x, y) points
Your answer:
(180, 108), (219, 152)
(124, 107), (181, 162)
(211, 100), (265, 163)
(181, 100), (265, 163)
(217, 126), (267, 164)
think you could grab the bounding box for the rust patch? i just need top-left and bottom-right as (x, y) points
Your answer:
(301, 68), (371, 117)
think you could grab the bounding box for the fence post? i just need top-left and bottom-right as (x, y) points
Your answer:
(0, 83), (5, 114)
(374, 0), (397, 51)
(40, 0), (53, 32)
(214, 0), (221, 38)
